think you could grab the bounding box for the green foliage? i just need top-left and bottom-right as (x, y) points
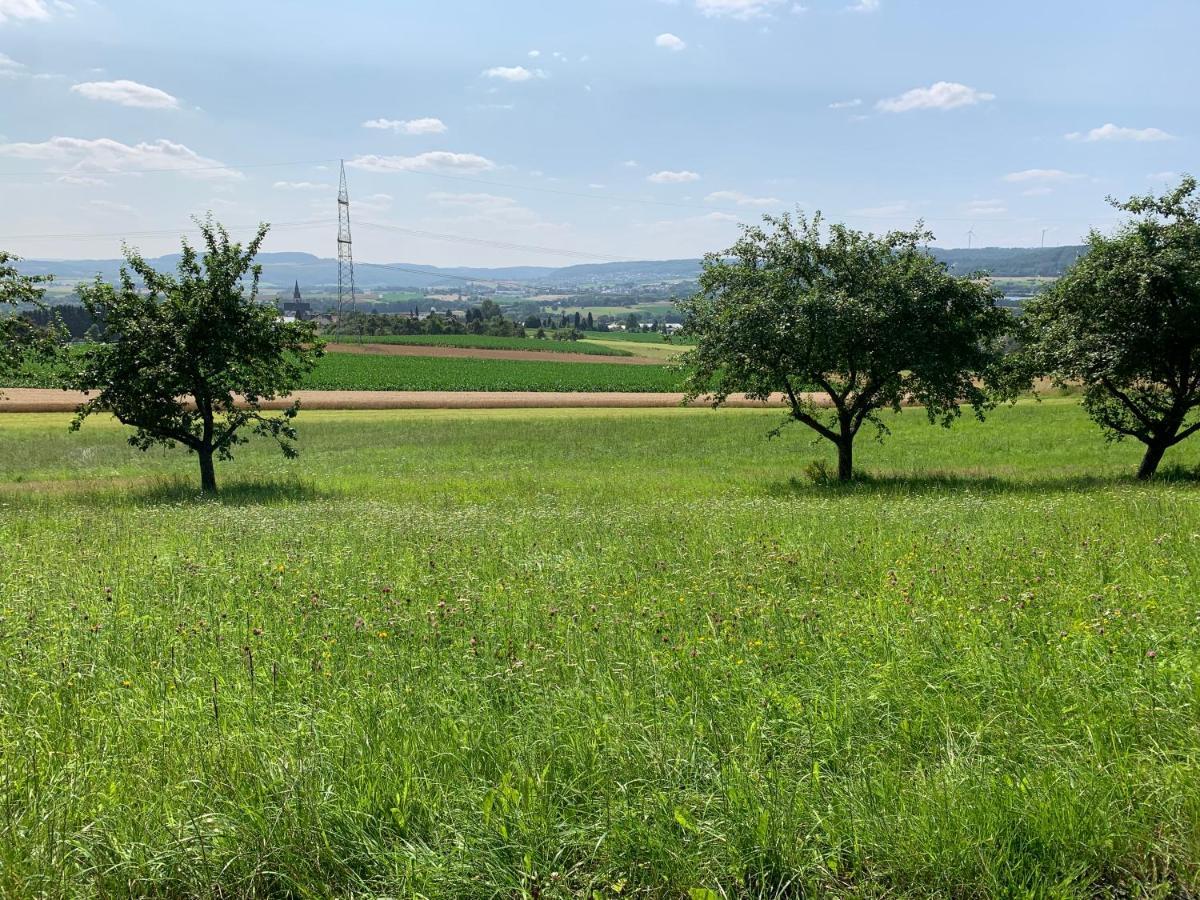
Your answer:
(67, 218), (324, 493)
(681, 213), (1017, 480)
(334, 305), (525, 339)
(1023, 176), (1200, 479)
(326, 333), (632, 356)
(303, 352), (684, 392)
(0, 402), (1198, 896)
(0, 252), (62, 385)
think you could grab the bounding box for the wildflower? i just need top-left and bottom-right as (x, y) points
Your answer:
(378, 630), (389, 639)
(1146, 649), (1158, 658)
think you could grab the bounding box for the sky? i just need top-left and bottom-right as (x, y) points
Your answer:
(0, 0), (1196, 267)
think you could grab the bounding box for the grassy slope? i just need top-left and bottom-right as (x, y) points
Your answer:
(1, 402), (1199, 897)
(583, 330), (696, 345)
(582, 339), (687, 362)
(326, 334), (633, 357)
(302, 352), (682, 392)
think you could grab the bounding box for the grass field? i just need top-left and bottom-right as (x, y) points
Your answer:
(327, 334), (633, 357)
(582, 331), (695, 345)
(1, 400), (1199, 896)
(301, 352), (684, 392)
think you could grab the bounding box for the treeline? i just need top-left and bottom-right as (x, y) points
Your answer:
(22, 305), (99, 340)
(331, 299), (525, 338)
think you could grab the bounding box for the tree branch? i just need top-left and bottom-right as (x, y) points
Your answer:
(782, 377), (838, 443)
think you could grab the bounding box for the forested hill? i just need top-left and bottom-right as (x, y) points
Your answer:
(933, 246), (1086, 277)
(13, 245), (1086, 290)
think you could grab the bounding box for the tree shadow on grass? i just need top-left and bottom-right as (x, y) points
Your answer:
(56, 475), (338, 509)
(129, 476), (334, 507)
(765, 465), (1200, 499)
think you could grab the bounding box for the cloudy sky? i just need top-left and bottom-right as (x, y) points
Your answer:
(0, 0), (1196, 265)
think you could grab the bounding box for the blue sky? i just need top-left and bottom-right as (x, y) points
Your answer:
(0, 0), (1196, 265)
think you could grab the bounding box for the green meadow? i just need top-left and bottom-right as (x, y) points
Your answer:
(1, 401), (1199, 897)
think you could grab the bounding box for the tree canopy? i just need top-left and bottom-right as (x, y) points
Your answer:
(68, 219), (324, 494)
(1022, 176), (1200, 479)
(1, 252), (61, 388)
(680, 213), (1016, 481)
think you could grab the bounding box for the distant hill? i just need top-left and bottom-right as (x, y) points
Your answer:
(14, 245), (1086, 293)
(933, 246), (1087, 278)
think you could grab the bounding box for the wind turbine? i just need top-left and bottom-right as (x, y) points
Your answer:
(967, 226), (976, 250)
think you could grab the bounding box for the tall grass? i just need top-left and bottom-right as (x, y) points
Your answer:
(0, 401), (1198, 896)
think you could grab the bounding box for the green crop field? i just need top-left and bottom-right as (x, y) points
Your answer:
(302, 352), (683, 392)
(327, 334), (633, 356)
(0, 350), (683, 393)
(1, 400), (1199, 896)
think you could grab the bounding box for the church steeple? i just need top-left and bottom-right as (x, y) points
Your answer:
(293, 280), (302, 300)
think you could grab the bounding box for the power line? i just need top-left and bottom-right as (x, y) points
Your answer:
(0, 159), (338, 180)
(4, 155), (1124, 229)
(0, 218), (331, 243)
(356, 220), (640, 263)
(353, 260), (524, 288)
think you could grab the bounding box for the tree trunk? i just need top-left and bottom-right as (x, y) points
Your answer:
(1136, 441), (1168, 480)
(198, 446), (218, 494)
(836, 437), (854, 482)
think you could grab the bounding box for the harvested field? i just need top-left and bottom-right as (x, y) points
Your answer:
(0, 387), (795, 413)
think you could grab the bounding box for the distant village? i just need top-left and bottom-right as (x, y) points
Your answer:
(275, 279), (686, 334)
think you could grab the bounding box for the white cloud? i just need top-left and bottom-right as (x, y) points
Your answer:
(655, 32), (687, 51)
(706, 190), (781, 207)
(426, 191), (547, 227)
(846, 0), (879, 10)
(482, 66), (546, 82)
(88, 198), (136, 215)
(70, 79), (180, 110)
(273, 181), (329, 191)
(1066, 123), (1174, 143)
(852, 202), (910, 217)
(362, 117), (448, 135)
(966, 199), (1006, 216)
(347, 151), (497, 175)
(528, 49), (541, 58)
(828, 98), (862, 109)
(0, 51), (23, 74)
(648, 169), (701, 184)
(0, 136), (242, 179)
(1148, 171), (1181, 182)
(622, 160), (639, 168)
(695, 0), (785, 19)
(1002, 168), (1082, 183)
(356, 193), (393, 214)
(57, 173), (108, 186)
(877, 81), (994, 113)
(428, 191), (516, 208)
(0, 0), (50, 24)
